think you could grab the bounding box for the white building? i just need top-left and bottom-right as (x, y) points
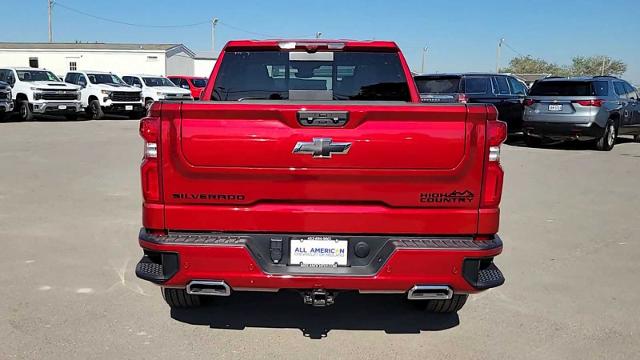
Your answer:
(193, 51), (218, 78)
(0, 42), (212, 77)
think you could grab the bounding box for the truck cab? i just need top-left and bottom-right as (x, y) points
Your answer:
(0, 67), (82, 121)
(64, 71), (144, 120)
(168, 75), (208, 100)
(121, 74), (193, 110)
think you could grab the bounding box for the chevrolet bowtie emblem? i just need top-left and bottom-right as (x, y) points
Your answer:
(292, 138), (352, 158)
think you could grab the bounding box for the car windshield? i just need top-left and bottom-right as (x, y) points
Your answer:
(87, 73), (126, 85)
(414, 76), (461, 94)
(530, 81), (596, 96)
(191, 78), (207, 88)
(17, 70), (60, 82)
(142, 77), (176, 87)
(212, 51), (410, 101)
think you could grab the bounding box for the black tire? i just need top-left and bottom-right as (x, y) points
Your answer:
(87, 99), (104, 120)
(425, 294), (468, 313)
(596, 120), (616, 151)
(18, 100), (33, 121)
(523, 134), (542, 147)
(161, 288), (202, 308)
(65, 113), (78, 121)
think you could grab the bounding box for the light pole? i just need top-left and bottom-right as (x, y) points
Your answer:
(421, 46), (428, 74)
(496, 38), (504, 73)
(48, 0), (54, 43)
(315, 32), (322, 39)
(211, 18), (219, 52)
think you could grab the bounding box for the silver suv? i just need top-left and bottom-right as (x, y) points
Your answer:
(522, 76), (640, 151)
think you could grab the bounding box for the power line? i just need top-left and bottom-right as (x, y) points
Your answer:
(53, 2), (315, 39)
(217, 21), (276, 38)
(502, 40), (526, 57)
(54, 1), (210, 28)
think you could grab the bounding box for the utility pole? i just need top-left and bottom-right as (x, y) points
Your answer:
(421, 46), (428, 74)
(496, 38), (504, 73)
(315, 32), (322, 39)
(211, 18), (219, 52)
(48, 0), (54, 43)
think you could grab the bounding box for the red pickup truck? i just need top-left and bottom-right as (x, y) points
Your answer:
(136, 40), (506, 313)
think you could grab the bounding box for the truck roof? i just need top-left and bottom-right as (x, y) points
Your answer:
(72, 70), (114, 74)
(224, 39), (399, 51)
(2, 67), (51, 71)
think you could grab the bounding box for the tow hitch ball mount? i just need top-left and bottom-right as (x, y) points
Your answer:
(303, 289), (335, 307)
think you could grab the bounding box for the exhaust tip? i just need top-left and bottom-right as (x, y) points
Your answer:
(407, 285), (453, 300)
(186, 281), (231, 296)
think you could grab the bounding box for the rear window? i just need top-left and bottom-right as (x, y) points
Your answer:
(463, 77), (491, 94)
(212, 51), (410, 101)
(530, 81), (598, 96)
(191, 78), (207, 88)
(414, 76), (461, 94)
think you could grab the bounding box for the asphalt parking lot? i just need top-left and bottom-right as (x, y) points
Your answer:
(1, 118), (639, 360)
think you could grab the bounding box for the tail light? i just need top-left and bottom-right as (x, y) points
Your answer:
(139, 117), (162, 202)
(523, 98), (535, 107)
(481, 106), (507, 208)
(573, 99), (603, 107)
(456, 93), (468, 104)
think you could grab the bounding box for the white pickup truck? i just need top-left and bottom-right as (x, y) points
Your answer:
(0, 67), (82, 121)
(121, 74), (193, 110)
(64, 71), (144, 119)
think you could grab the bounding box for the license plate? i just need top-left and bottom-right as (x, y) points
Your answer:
(125, 105), (133, 111)
(58, 105), (67, 110)
(290, 237), (348, 267)
(548, 104), (563, 111)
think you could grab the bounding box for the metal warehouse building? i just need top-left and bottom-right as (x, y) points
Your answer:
(0, 42), (216, 78)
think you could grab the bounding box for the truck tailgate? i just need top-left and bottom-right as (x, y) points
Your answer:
(159, 102), (490, 235)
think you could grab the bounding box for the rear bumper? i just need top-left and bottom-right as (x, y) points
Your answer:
(136, 229), (504, 294)
(523, 121), (605, 140)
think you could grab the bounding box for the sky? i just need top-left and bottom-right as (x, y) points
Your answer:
(2, 0), (639, 83)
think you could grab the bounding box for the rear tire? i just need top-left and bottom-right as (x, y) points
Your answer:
(18, 100), (33, 121)
(87, 100), (104, 120)
(596, 120), (616, 151)
(145, 98), (154, 111)
(425, 294), (468, 313)
(162, 288), (202, 308)
(634, 134), (640, 143)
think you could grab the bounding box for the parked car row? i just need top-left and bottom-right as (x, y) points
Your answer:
(0, 67), (203, 121)
(414, 73), (640, 150)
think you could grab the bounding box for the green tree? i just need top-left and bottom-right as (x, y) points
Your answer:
(569, 55), (626, 76)
(500, 56), (567, 76)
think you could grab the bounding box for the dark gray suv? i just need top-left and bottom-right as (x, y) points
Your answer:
(522, 76), (640, 151)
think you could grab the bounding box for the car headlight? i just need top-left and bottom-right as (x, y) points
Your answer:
(34, 92), (43, 100)
(101, 90), (112, 97)
(76, 92), (82, 100)
(30, 87), (42, 91)
(156, 92), (166, 99)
